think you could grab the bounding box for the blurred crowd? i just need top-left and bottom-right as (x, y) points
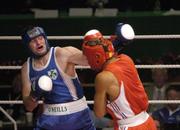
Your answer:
(0, 0), (180, 14)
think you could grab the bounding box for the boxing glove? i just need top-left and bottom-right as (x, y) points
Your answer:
(113, 23), (135, 53)
(30, 75), (52, 101)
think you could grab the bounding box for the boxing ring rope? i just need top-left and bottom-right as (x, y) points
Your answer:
(0, 34), (180, 40)
(1, 64), (180, 70)
(0, 100), (180, 105)
(0, 34), (180, 130)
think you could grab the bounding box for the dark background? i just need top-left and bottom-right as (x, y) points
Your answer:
(0, 15), (180, 61)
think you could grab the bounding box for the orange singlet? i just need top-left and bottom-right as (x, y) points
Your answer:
(104, 54), (157, 130)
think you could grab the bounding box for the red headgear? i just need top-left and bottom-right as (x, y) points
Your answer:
(82, 29), (115, 71)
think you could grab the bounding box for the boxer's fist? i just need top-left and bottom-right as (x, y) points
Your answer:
(31, 75), (52, 101)
(115, 23), (135, 42)
(38, 75), (52, 91)
(113, 23), (135, 53)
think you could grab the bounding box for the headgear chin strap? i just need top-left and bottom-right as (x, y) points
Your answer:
(21, 26), (50, 58)
(83, 29), (114, 71)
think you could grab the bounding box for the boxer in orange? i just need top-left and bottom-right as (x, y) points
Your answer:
(82, 24), (157, 130)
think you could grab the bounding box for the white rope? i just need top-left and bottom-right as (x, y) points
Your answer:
(134, 34), (180, 39)
(0, 100), (180, 104)
(0, 34), (180, 40)
(0, 64), (180, 70)
(0, 66), (22, 70)
(148, 100), (180, 104)
(135, 64), (180, 69)
(76, 64), (180, 69)
(0, 36), (84, 40)
(0, 100), (43, 104)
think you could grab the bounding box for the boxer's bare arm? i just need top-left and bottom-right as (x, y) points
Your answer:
(94, 71), (109, 118)
(21, 62), (38, 112)
(94, 71), (119, 118)
(56, 46), (89, 66)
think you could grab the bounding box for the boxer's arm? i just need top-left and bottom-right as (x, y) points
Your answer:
(22, 63), (53, 112)
(94, 71), (108, 118)
(112, 23), (135, 53)
(94, 71), (119, 118)
(21, 62), (38, 112)
(56, 46), (89, 66)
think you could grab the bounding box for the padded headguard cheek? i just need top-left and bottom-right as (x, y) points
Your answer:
(82, 29), (115, 71)
(83, 43), (106, 71)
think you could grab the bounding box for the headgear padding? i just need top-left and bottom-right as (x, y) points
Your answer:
(83, 29), (114, 71)
(22, 27), (46, 45)
(21, 26), (50, 58)
(84, 29), (103, 42)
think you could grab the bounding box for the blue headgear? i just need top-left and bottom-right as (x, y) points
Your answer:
(21, 26), (50, 58)
(113, 23), (135, 53)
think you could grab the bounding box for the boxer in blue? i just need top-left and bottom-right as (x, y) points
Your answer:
(21, 26), (96, 130)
